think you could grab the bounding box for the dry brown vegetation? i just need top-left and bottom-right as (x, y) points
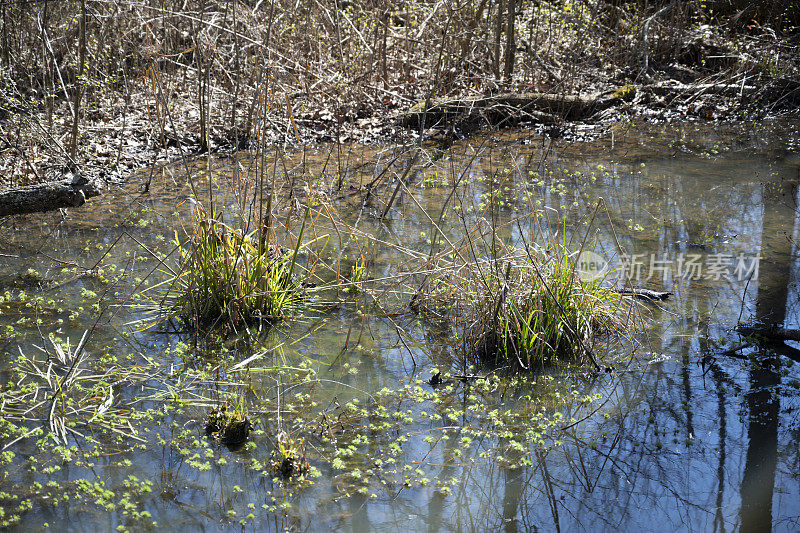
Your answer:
(0, 0), (798, 190)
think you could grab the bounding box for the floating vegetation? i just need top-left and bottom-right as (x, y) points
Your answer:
(153, 204), (319, 332)
(311, 370), (603, 496)
(2, 113), (797, 531)
(0, 332), (597, 528)
(16, 268), (48, 288)
(0, 332), (154, 445)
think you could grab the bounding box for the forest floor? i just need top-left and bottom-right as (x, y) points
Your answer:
(0, 3), (798, 193)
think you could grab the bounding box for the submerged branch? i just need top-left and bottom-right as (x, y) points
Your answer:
(735, 325), (800, 342)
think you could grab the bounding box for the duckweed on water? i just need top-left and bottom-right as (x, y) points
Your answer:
(0, 143), (651, 528)
(0, 321), (602, 526)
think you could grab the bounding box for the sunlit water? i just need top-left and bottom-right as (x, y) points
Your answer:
(1, 120), (800, 531)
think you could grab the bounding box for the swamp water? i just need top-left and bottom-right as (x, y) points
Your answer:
(1, 121), (800, 532)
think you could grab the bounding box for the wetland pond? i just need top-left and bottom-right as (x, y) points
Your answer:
(2, 120), (800, 532)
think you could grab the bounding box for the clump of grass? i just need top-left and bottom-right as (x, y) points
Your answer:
(414, 217), (628, 370)
(467, 248), (621, 369)
(271, 431), (309, 479)
(158, 204), (315, 331)
(343, 256), (366, 294)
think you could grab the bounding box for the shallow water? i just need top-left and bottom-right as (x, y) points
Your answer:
(2, 120), (800, 532)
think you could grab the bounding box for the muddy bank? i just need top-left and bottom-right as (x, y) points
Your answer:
(3, 73), (795, 200)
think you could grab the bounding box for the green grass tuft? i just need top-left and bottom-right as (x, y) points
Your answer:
(155, 204), (315, 332)
(468, 248), (621, 369)
(415, 225), (629, 370)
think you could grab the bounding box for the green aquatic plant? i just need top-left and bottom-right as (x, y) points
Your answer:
(468, 249), (621, 368)
(205, 405), (252, 445)
(413, 207), (629, 369)
(271, 430), (309, 478)
(153, 204), (318, 331)
(344, 256), (366, 294)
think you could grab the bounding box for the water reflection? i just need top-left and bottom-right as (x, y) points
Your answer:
(740, 178), (797, 531)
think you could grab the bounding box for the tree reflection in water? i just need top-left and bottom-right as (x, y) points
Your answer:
(740, 179), (796, 531)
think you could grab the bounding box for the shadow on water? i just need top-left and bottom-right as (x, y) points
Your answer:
(1, 121), (800, 531)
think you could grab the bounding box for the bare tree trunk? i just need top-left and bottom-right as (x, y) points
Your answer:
(69, 0), (87, 162)
(196, 0), (210, 152)
(492, 0), (504, 79)
(380, 10), (389, 87)
(40, 1), (53, 130)
(1, 0), (9, 66)
(458, 0), (489, 66)
(503, 0), (516, 83)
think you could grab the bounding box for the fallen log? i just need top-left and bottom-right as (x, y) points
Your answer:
(400, 89), (633, 129)
(0, 175), (103, 217)
(400, 81), (758, 131)
(615, 287), (672, 301)
(735, 325), (800, 342)
(645, 81), (756, 97)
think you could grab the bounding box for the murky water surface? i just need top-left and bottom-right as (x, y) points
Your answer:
(2, 121), (800, 531)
